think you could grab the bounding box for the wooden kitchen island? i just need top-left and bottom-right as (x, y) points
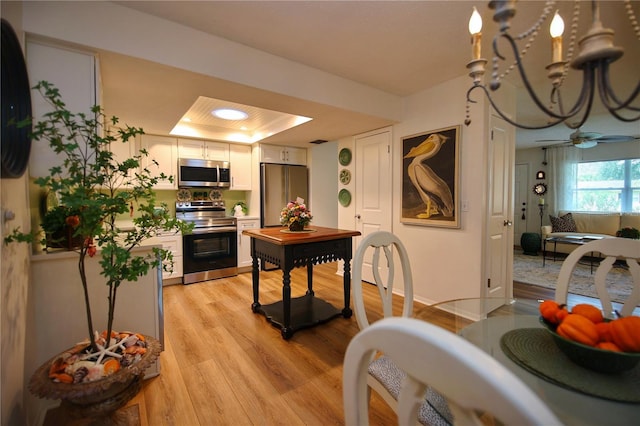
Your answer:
(243, 226), (361, 339)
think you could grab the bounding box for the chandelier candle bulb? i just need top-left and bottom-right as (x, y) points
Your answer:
(550, 10), (565, 63)
(539, 198), (545, 206)
(469, 7), (483, 60)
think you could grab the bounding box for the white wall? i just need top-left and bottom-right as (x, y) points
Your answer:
(515, 139), (640, 234)
(391, 75), (489, 304)
(1, 3), (31, 425)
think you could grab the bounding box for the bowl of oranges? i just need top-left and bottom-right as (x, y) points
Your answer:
(539, 301), (640, 374)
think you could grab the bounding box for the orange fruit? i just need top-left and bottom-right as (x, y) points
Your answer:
(596, 341), (621, 352)
(595, 321), (613, 342)
(610, 316), (640, 352)
(556, 314), (599, 347)
(571, 304), (603, 324)
(555, 308), (569, 324)
(539, 300), (563, 324)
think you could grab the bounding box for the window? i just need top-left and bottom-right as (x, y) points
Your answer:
(574, 159), (639, 212)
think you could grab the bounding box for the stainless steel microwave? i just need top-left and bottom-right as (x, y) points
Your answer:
(178, 158), (230, 188)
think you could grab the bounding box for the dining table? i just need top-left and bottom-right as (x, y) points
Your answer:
(243, 226), (360, 339)
(415, 298), (640, 426)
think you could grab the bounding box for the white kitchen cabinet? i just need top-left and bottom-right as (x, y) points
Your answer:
(229, 144), (252, 190)
(237, 218), (260, 272)
(178, 139), (229, 161)
(141, 135), (178, 190)
(146, 231), (183, 285)
(259, 144), (307, 165)
(110, 132), (138, 185)
(27, 39), (98, 178)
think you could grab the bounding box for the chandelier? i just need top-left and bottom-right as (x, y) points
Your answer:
(465, 0), (640, 129)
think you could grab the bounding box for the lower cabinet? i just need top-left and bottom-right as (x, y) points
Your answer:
(146, 232), (183, 285)
(237, 218), (260, 272)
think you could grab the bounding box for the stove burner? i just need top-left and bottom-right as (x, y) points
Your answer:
(176, 201), (235, 229)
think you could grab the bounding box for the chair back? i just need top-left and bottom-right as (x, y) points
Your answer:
(351, 231), (413, 330)
(343, 317), (562, 426)
(554, 238), (640, 318)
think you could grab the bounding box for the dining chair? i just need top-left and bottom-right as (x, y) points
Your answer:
(351, 231), (450, 424)
(343, 317), (562, 426)
(554, 238), (640, 318)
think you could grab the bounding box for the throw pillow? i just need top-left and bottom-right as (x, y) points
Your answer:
(549, 213), (577, 232)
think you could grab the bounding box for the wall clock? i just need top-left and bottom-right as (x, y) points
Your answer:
(532, 183), (547, 195)
(1, 19), (33, 178)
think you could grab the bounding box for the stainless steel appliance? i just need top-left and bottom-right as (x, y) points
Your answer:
(178, 158), (230, 188)
(260, 163), (309, 227)
(176, 201), (237, 284)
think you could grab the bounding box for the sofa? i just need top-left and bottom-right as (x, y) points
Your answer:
(541, 210), (640, 255)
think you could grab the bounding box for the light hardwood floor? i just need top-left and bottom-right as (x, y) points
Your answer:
(119, 261), (624, 425)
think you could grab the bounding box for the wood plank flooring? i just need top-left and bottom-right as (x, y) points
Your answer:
(120, 261), (631, 425)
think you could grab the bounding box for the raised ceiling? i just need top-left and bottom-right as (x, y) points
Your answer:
(104, 1), (639, 149)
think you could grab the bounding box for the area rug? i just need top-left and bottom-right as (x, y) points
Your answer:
(512, 252), (634, 303)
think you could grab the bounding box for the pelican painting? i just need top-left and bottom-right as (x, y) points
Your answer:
(404, 133), (454, 218)
(401, 126), (460, 228)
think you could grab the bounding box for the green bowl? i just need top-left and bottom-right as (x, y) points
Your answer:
(540, 317), (640, 374)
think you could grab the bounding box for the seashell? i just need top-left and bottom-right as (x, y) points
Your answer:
(49, 357), (67, 377)
(86, 364), (105, 381)
(124, 345), (146, 355)
(65, 360), (96, 375)
(51, 373), (74, 383)
(73, 366), (89, 383)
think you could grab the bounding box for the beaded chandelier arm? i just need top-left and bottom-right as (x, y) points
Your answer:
(465, 0), (640, 129)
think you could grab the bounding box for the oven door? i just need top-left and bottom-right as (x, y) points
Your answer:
(182, 227), (237, 284)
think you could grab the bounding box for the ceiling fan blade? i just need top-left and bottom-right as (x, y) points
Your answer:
(597, 135), (638, 143)
(536, 139), (568, 143)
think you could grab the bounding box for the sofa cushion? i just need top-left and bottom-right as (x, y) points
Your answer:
(549, 213), (577, 232)
(621, 213), (640, 231)
(569, 212), (620, 235)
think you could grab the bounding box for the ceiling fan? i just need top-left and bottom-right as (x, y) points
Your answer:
(537, 129), (639, 149)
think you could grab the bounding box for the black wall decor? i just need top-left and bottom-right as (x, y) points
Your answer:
(1, 19), (32, 178)
(536, 170), (546, 179)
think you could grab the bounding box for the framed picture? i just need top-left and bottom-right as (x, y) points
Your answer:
(401, 125), (460, 228)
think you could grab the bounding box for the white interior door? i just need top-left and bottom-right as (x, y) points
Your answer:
(486, 116), (515, 301)
(355, 128), (392, 283)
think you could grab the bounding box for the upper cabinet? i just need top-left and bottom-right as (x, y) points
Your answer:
(26, 39), (98, 177)
(109, 131), (138, 186)
(178, 139), (229, 161)
(229, 144), (252, 190)
(259, 144), (307, 165)
(141, 135), (178, 190)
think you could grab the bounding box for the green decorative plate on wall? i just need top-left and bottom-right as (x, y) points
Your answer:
(339, 148), (352, 166)
(339, 169), (351, 185)
(338, 189), (351, 207)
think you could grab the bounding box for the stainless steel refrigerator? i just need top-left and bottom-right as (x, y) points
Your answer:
(260, 163), (309, 227)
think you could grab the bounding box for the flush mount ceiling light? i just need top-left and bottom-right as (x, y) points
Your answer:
(212, 108), (248, 121)
(465, 1), (640, 130)
(171, 96), (312, 144)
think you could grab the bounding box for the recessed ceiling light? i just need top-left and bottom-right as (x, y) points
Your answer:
(212, 108), (248, 120)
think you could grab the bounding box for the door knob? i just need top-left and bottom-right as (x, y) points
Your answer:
(503, 219), (513, 226)
(355, 214), (361, 219)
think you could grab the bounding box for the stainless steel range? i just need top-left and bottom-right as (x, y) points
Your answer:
(176, 201), (237, 284)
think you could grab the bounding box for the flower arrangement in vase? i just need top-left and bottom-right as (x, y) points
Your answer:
(4, 81), (193, 417)
(280, 198), (313, 231)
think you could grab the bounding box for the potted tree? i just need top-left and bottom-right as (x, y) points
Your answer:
(4, 81), (192, 419)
